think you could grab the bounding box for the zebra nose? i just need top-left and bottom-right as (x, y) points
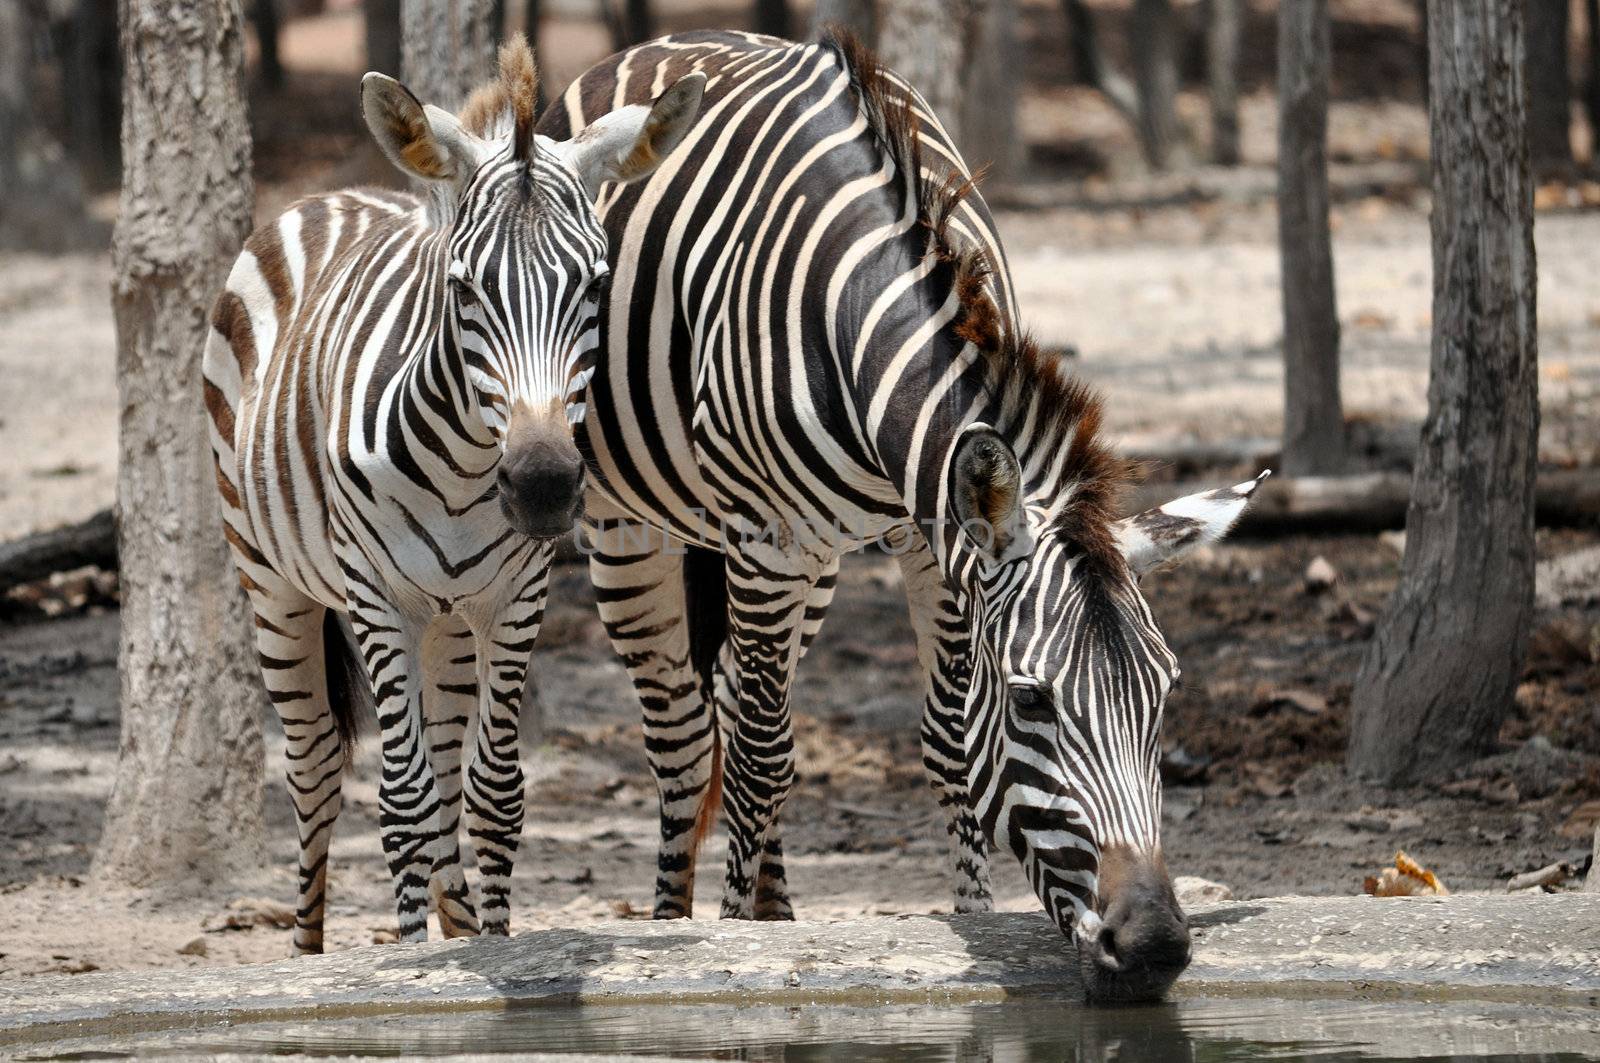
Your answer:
(497, 432), (585, 539)
(1077, 845), (1191, 1003)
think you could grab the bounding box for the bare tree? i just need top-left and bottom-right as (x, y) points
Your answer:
(253, 0), (284, 88)
(878, 0), (988, 148)
(960, 0), (1022, 184)
(1061, 0), (1140, 124)
(1348, 0), (1538, 783)
(1131, 0), (1182, 169)
(93, 0), (266, 887)
(58, 0), (122, 192)
(813, 0), (875, 42)
(401, 0), (497, 109)
(1586, 0), (1600, 143)
(1277, 0), (1343, 475)
(366, 0), (401, 74)
(754, 0), (789, 38)
(1206, 0), (1242, 164)
(1525, 0), (1571, 171)
(0, 1), (90, 250)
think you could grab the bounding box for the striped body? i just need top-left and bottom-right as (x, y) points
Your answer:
(543, 30), (1263, 999)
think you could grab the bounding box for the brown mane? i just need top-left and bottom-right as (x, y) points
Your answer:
(459, 34), (539, 164)
(823, 28), (1134, 564)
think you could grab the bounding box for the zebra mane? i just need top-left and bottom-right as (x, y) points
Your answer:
(824, 28), (1134, 566)
(460, 34), (539, 174)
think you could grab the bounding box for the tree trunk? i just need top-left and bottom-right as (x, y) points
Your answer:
(401, 0), (497, 109)
(1525, 0), (1572, 171)
(1277, 0), (1344, 476)
(623, 0), (653, 45)
(1062, 0), (1140, 124)
(0, 0), (90, 250)
(1586, 0), (1600, 148)
(754, 0), (789, 38)
(812, 0), (875, 43)
(960, 0), (1021, 184)
(878, 0), (987, 148)
(93, 0), (266, 888)
(1207, 0), (1242, 164)
(253, 0), (283, 88)
(60, 0), (122, 192)
(1348, 0), (1538, 784)
(365, 0), (401, 74)
(1131, 0), (1182, 169)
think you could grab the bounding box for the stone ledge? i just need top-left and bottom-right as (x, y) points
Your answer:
(2, 895), (1598, 1046)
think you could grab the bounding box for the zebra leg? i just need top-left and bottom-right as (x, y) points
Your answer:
(464, 554), (550, 936)
(717, 545), (822, 920)
(245, 580), (344, 955)
(343, 582), (460, 943)
(419, 615), (481, 938)
(588, 522), (715, 919)
(717, 559), (837, 920)
(897, 530), (993, 913)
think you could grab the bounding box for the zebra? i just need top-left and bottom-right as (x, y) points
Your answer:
(202, 37), (704, 951)
(540, 30), (1264, 1001)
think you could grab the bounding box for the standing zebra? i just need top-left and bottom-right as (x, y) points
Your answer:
(203, 38), (704, 951)
(541, 31), (1263, 1001)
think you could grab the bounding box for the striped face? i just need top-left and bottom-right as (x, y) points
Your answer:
(446, 149), (609, 441)
(966, 530), (1178, 932)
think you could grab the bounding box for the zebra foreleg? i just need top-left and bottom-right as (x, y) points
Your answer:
(717, 546), (820, 920)
(897, 532), (994, 913)
(245, 582), (345, 955)
(419, 615), (481, 938)
(464, 554), (550, 936)
(345, 585), (468, 943)
(588, 527), (716, 919)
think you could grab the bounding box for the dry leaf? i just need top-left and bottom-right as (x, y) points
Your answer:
(1363, 850), (1448, 897)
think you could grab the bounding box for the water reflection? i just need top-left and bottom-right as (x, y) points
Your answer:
(22, 995), (1600, 1061)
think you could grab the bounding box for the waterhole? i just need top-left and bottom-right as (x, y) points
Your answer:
(19, 994), (1600, 1061)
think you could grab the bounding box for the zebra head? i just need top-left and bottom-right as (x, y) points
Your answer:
(950, 424), (1267, 1001)
(360, 39), (704, 538)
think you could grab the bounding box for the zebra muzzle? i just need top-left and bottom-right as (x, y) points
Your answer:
(497, 418), (586, 539)
(1076, 844), (1191, 1003)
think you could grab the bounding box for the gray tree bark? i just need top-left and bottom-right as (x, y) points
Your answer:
(812, 0), (875, 43)
(1348, 0), (1539, 784)
(1131, 0), (1183, 169)
(1277, 0), (1344, 476)
(1207, 0), (1242, 164)
(960, 0), (1021, 184)
(93, 0), (266, 888)
(753, 0), (789, 38)
(1525, 0), (1571, 171)
(877, 0), (981, 147)
(401, 0), (498, 109)
(0, 0), (90, 250)
(366, 0), (402, 74)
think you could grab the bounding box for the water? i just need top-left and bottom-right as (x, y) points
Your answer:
(18, 995), (1600, 1061)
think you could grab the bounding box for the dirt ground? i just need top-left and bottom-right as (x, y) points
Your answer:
(2, 0), (1599, 982)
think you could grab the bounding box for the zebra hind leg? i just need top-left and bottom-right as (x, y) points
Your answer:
(716, 546), (822, 920)
(589, 524), (716, 919)
(244, 582), (346, 955)
(420, 614), (481, 938)
(464, 552), (550, 935)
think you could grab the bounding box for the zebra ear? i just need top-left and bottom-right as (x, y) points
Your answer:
(950, 423), (1033, 567)
(1114, 471), (1270, 575)
(563, 72), (706, 198)
(361, 73), (478, 183)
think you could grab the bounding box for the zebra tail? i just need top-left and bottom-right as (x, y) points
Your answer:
(683, 545), (727, 855)
(321, 609), (371, 765)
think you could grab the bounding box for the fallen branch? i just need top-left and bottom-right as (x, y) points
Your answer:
(1127, 469), (1600, 534)
(1506, 862), (1573, 892)
(0, 507), (116, 595)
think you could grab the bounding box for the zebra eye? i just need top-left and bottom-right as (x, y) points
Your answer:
(449, 268), (478, 309)
(1010, 683), (1055, 722)
(588, 268), (611, 302)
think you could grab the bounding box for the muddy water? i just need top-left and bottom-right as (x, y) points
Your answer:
(21, 995), (1600, 1061)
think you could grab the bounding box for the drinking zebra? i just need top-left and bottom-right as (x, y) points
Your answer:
(541, 30), (1263, 1001)
(203, 37), (704, 951)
